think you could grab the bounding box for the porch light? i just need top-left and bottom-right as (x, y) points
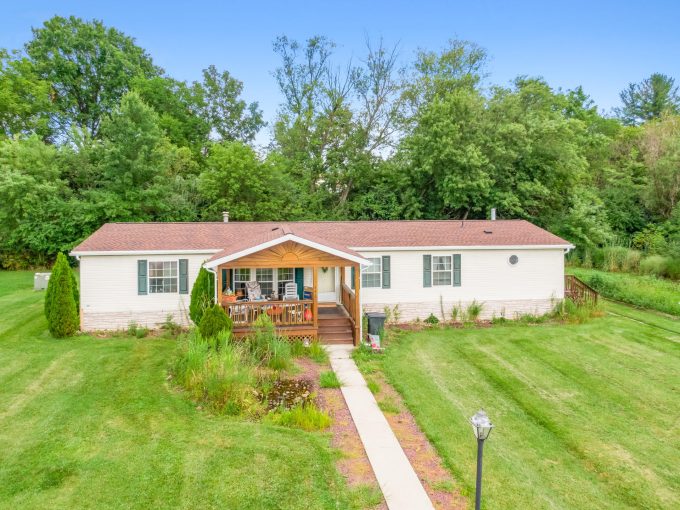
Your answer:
(470, 409), (493, 510)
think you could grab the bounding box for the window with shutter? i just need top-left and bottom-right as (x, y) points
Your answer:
(423, 255), (432, 287)
(453, 254), (461, 287)
(138, 260), (147, 295)
(381, 255), (391, 289)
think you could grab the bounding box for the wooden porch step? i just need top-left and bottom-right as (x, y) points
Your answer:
(319, 325), (353, 334)
(318, 317), (352, 327)
(320, 333), (354, 344)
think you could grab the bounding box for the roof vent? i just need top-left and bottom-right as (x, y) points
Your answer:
(222, 211), (229, 223)
(484, 230), (493, 234)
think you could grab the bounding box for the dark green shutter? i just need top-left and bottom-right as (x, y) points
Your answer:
(423, 255), (432, 287)
(294, 268), (304, 299)
(453, 254), (461, 287)
(221, 268), (228, 292)
(137, 260), (147, 295)
(351, 266), (356, 290)
(179, 259), (188, 294)
(382, 256), (391, 289)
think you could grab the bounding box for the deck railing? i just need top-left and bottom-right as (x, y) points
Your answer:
(341, 283), (357, 324)
(565, 275), (598, 304)
(223, 300), (314, 328)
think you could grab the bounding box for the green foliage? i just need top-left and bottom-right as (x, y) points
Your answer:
(189, 267), (215, 325)
(307, 341), (329, 364)
(246, 315), (292, 371)
(465, 299), (484, 322)
(267, 403), (332, 431)
(198, 304), (233, 339)
(172, 330), (261, 415)
(319, 371), (341, 389)
(570, 268), (680, 316)
(44, 253), (79, 338)
(617, 73), (680, 125)
(424, 313), (439, 325)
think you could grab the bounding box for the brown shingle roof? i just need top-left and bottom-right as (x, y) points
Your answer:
(71, 220), (572, 254)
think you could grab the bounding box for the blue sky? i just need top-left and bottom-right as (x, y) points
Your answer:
(3, 0), (679, 141)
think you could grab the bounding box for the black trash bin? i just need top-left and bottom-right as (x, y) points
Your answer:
(365, 312), (387, 337)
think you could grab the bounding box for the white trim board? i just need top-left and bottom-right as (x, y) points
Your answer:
(70, 249), (222, 257)
(351, 244), (574, 251)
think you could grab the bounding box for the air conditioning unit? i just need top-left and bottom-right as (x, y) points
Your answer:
(34, 272), (51, 290)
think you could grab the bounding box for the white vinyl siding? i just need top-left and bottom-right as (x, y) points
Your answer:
(362, 257), (382, 288)
(432, 255), (452, 286)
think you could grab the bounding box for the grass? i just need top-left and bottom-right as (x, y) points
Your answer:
(319, 370), (341, 389)
(357, 306), (680, 509)
(266, 403), (332, 432)
(569, 267), (680, 316)
(0, 271), (364, 509)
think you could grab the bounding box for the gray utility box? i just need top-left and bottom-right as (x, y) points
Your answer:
(34, 272), (51, 290)
(365, 312), (387, 337)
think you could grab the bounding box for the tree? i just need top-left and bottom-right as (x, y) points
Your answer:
(639, 114), (680, 219)
(198, 141), (288, 221)
(26, 15), (160, 139)
(196, 65), (264, 142)
(198, 304), (233, 340)
(84, 91), (199, 223)
(45, 253), (79, 338)
(189, 267), (215, 324)
(0, 50), (52, 139)
(617, 73), (680, 125)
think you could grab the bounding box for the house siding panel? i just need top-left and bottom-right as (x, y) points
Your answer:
(80, 254), (208, 331)
(356, 248), (565, 321)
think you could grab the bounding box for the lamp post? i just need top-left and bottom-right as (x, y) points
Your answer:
(470, 410), (494, 510)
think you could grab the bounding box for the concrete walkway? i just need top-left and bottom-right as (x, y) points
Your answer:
(326, 345), (434, 510)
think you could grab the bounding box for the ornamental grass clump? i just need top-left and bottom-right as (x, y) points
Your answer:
(267, 403), (331, 431)
(44, 252), (79, 338)
(247, 315), (292, 371)
(171, 330), (261, 415)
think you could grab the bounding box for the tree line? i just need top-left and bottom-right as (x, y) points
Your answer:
(1, 15), (679, 268)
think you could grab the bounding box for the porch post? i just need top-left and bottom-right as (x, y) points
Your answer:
(340, 265), (345, 289)
(217, 266), (223, 307)
(312, 266), (319, 332)
(353, 263), (361, 346)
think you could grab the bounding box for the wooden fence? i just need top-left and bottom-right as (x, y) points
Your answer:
(565, 275), (598, 304)
(341, 283), (357, 324)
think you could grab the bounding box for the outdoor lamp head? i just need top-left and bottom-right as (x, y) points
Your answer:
(470, 410), (493, 440)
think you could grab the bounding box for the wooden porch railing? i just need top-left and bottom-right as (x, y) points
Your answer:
(223, 300), (314, 328)
(341, 283), (357, 324)
(565, 275), (598, 304)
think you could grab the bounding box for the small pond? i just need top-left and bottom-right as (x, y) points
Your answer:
(266, 378), (314, 411)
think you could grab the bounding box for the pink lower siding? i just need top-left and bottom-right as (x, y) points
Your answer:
(81, 308), (191, 331)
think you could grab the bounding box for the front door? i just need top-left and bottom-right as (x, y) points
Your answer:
(317, 267), (336, 303)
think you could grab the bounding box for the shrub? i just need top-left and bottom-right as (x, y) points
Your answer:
(319, 371), (341, 388)
(551, 298), (603, 324)
(289, 338), (306, 357)
(603, 246), (630, 272)
(44, 253), (79, 338)
(424, 313), (439, 325)
(666, 258), (680, 280)
(198, 304), (233, 340)
(189, 267), (215, 325)
(171, 330), (260, 415)
(267, 403), (331, 431)
(639, 255), (669, 277)
(451, 303), (460, 323)
(466, 300), (484, 322)
(160, 315), (183, 338)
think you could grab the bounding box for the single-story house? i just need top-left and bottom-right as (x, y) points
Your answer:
(70, 218), (574, 344)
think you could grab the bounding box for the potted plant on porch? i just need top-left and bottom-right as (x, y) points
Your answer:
(222, 288), (237, 304)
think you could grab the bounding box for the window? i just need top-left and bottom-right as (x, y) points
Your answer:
(233, 268), (250, 295)
(256, 268), (274, 298)
(362, 257), (382, 288)
(432, 255), (452, 286)
(148, 261), (178, 293)
(277, 268), (295, 297)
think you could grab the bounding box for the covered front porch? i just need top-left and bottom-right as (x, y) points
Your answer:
(207, 233), (366, 345)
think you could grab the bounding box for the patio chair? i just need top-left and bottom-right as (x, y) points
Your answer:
(282, 282), (298, 301)
(245, 281), (263, 301)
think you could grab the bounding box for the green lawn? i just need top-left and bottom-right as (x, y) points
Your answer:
(358, 304), (680, 509)
(0, 271), (362, 509)
(568, 267), (680, 316)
